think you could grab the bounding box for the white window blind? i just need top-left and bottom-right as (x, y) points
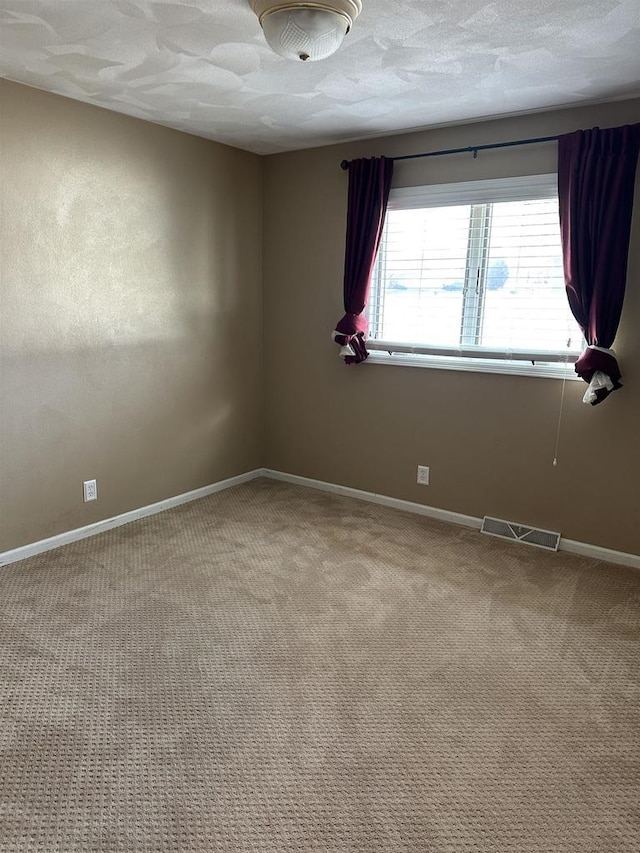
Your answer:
(367, 175), (583, 369)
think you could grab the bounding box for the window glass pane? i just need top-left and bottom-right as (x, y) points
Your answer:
(481, 199), (581, 352)
(371, 205), (469, 346)
(368, 184), (583, 358)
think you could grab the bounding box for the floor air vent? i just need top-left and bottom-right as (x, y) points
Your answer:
(481, 516), (561, 551)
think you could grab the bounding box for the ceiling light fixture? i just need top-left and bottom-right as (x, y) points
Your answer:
(249, 1), (362, 62)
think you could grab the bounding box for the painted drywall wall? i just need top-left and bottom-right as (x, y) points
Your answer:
(263, 99), (640, 555)
(0, 80), (263, 551)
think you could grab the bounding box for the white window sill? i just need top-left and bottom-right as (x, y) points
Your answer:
(366, 350), (581, 381)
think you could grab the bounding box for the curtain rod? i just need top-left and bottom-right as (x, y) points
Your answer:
(339, 133), (560, 170)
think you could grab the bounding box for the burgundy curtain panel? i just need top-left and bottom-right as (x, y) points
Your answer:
(558, 123), (640, 404)
(332, 156), (394, 364)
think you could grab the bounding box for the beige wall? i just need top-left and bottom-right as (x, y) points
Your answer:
(0, 81), (263, 551)
(263, 99), (640, 555)
(1, 82), (638, 557)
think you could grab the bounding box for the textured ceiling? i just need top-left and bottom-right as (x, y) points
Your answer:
(1, 0), (639, 154)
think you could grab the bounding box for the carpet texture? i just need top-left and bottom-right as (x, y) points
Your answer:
(1, 479), (639, 852)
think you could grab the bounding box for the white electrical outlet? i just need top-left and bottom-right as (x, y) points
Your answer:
(417, 465), (430, 486)
(83, 479), (98, 502)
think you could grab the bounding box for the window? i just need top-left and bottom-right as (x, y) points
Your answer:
(367, 174), (583, 377)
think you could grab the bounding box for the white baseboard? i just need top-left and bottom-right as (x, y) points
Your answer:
(3, 466), (637, 571)
(263, 469), (481, 529)
(0, 469), (266, 567)
(262, 469), (640, 571)
(556, 537), (640, 569)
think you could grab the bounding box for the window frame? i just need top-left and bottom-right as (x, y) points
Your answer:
(366, 174), (582, 380)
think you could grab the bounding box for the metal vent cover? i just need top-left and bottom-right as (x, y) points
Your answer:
(481, 516), (561, 551)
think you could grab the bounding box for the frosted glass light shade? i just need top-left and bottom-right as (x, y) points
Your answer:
(262, 8), (349, 61)
(249, 1), (362, 62)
